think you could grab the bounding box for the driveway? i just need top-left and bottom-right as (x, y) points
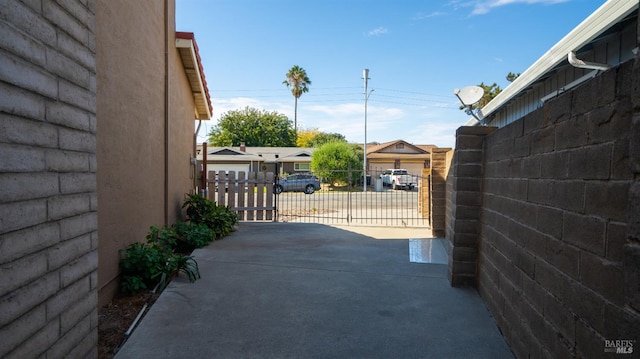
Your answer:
(115, 223), (513, 359)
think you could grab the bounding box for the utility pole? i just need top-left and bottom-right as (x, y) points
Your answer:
(363, 69), (373, 192)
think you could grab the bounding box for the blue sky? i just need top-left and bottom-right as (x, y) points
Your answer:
(177, 0), (605, 148)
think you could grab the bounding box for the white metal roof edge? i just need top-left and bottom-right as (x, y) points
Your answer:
(476, 0), (638, 123)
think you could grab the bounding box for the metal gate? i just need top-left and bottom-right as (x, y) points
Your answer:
(208, 169), (430, 227)
(275, 169), (430, 227)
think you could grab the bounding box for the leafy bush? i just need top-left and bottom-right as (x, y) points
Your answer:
(146, 225), (178, 250)
(171, 255), (200, 283)
(119, 227), (203, 296)
(119, 242), (174, 295)
(172, 221), (215, 252)
(182, 194), (238, 238)
(118, 194), (237, 296)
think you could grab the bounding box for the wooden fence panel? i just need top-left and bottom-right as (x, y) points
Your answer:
(237, 171), (246, 220)
(207, 171), (275, 221)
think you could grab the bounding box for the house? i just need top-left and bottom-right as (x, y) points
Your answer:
(0, 1), (212, 356)
(468, 0), (638, 128)
(96, 2), (212, 306)
(196, 145), (317, 183)
(197, 140), (440, 184)
(364, 140), (436, 177)
(443, 1), (639, 358)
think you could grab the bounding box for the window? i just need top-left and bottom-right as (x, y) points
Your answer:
(396, 143), (404, 149)
(294, 163), (310, 171)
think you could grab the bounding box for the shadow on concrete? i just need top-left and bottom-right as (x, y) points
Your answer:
(115, 223), (513, 359)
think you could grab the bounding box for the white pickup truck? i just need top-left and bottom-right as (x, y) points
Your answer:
(380, 169), (416, 190)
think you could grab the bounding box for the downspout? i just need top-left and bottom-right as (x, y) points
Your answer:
(201, 142), (207, 194)
(163, 0), (169, 226)
(194, 120), (202, 192)
(567, 51), (611, 71)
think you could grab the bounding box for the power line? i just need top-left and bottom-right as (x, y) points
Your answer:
(208, 86), (456, 107)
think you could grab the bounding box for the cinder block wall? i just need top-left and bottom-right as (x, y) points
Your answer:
(0, 1), (98, 358)
(455, 60), (639, 358)
(446, 126), (495, 286)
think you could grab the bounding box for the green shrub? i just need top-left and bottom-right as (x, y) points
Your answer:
(146, 225), (178, 250)
(119, 242), (173, 295)
(119, 227), (203, 296)
(118, 193), (238, 296)
(182, 194), (238, 239)
(172, 221), (215, 252)
(171, 255), (200, 283)
(121, 275), (147, 295)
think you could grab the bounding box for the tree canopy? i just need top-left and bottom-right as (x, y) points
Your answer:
(207, 106), (295, 147)
(296, 128), (321, 147)
(309, 132), (346, 147)
(296, 127), (347, 148)
(311, 141), (362, 186)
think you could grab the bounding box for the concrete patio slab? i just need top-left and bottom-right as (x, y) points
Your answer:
(115, 222), (513, 359)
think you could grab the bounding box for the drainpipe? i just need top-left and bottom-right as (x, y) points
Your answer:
(163, 0), (169, 226)
(194, 120), (202, 192)
(201, 142), (207, 194)
(568, 51), (611, 71)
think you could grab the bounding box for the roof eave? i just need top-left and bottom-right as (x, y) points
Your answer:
(477, 0), (638, 123)
(176, 32), (213, 120)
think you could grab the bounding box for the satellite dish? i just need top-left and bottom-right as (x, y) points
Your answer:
(454, 85), (486, 125)
(454, 86), (484, 106)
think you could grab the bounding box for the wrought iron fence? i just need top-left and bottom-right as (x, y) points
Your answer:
(207, 169), (430, 227)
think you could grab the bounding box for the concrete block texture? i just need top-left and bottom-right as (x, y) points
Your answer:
(0, 113), (58, 147)
(446, 57), (637, 357)
(0, 0), (97, 356)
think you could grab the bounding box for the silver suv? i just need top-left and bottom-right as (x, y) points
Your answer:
(274, 174), (321, 194)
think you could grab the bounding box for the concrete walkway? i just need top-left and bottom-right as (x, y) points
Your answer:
(115, 223), (513, 359)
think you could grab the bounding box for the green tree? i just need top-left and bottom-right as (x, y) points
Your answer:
(283, 65), (311, 137)
(309, 132), (346, 147)
(207, 106), (295, 147)
(506, 72), (521, 82)
(296, 128), (347, 148)
(311, 142), (362, 186)
(296, 127), (320, 147)
(477, 82), (502, 109)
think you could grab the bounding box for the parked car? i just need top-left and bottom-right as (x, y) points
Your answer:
(380, 169), (416, 190)
(274, 174), (321, 194)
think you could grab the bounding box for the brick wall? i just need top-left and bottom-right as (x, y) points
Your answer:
(446, 59), (640, 358)
(429, 148), (450, 237)
(0, 1), (98, 358)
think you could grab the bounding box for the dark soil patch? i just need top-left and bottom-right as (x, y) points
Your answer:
(98, 289), (160, 359)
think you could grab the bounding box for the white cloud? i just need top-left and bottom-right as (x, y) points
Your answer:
(412, 11), (446, 20)
(367, 27), (389, 37)
(471, 0), (569, 15)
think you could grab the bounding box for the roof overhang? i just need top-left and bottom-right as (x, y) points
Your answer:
(176, 32), (212, 120)
(477, 0), (638, 122)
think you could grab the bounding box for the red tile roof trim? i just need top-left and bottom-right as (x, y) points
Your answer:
(176, 31), (213, 116)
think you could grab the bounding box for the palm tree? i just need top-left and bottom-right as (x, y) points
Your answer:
(283, 65), (311, 138)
